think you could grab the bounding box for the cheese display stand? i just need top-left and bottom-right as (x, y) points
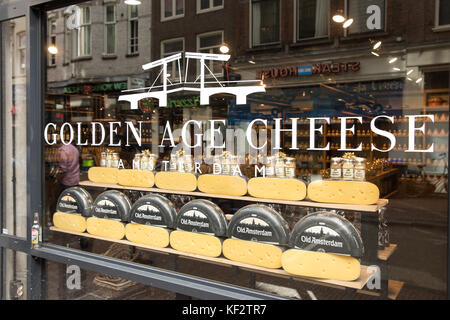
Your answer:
(49, 170), (402, 300)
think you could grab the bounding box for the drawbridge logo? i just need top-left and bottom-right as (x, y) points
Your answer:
(118, 52), (266, 109)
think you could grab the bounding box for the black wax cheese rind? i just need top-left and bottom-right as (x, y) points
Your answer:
(289, 211), (364, 258)
(130, 194), (177, 228)
(56, 187), (93, 217)
(175, 199), (227, 237)
(227, 204), (290, 245)
(92, 190), (132, 222)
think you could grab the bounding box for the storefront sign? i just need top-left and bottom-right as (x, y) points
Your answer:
(259, 62), (361, 80)
(63, 82), (128, 94)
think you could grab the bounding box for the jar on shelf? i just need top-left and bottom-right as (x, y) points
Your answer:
(266, 156), (276, 177)
(132, 153), (142, 170)
(222, 156), (232, 175)
(342, 158), (354, 181)
(275, 157), (286, 178)
(148, 154), (158, 171)
(177, 156), (185, 173)
(284, 157), (296, 178)
(230, 156), (239, 176)
(354, 157), (367, 181)
(330, 157), (342, 179)
(106, 153), (113, 168)
(112, 153), (120, 168)
(213, 155), (222, 174)
(141, 154), (149, 171)
(184, 155), (194, 173)
(100, 152), (107, 167)
(169, 153), (178, 172)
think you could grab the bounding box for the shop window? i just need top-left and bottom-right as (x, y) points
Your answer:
(104, 5), (116, 55)
(437, 0), (450, 27)
(161, 0), (185, 21)
(48, 19), (57, 66)
(197, 0), (224, 13)
(73, 6), (91, 58)
(161, 38), (184, 81)
(346, 0), (385, 35)
(251, 0), (280, 47)
(296, 0), (329, 41)
(197, 31), (224, 76)
(128, 5), (139, 55)
(17, 31), (26, 75)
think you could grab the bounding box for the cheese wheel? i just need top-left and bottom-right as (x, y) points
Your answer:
(56, 187), (93, 217)
(289, 211), (364, 258)
(198, 175), (247, 197)
(248, 178), (306, 201)
(125, 223), (170, 248)
(307, 180), (380, 205)
(53, 212), (87, 233)
(282, 249), (361, 281)
(223, 239), (283, 269)
(176, 199), (227, 237)
(93, 190), (132, 222)
(88, 167), (119, 184)
(155, 172), (197, 192)
(227, 204), (290, 245)
(118, 170), (155, 188)
(169, 230), (222, 258)
(86, 217), (125, 240)
(130, 194), (177, 228)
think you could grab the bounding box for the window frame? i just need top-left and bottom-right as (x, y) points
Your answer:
(161, 0), (185, 22)
(249, 0), (282, 48)
(72, 5), (91, 58)
(128, 4), (139, 55)
(160, 37), (185, 80)
(196, 0), (224, 14)
(293, 0), (330, 43)
(17, 31), (26, 75)
(103, 4), (116, 56)
(47, 18), (57, 66)
(434, 0), (450, 32)
(196, 30), (224, 77)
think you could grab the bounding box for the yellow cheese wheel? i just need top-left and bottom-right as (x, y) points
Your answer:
(53, 212), (87, 233)
(88, 167), (119, 184)
(169, 230), (222, 258)
(155, 172), (197, 192)
(248, 178), (306, 201)
(86, 217), (125, 240)
(307, 180), (380, 205)
(118, 170), (155, 188)
(198, 175), (248, 197)
(222, 239), (283, 269)
(282, 249), (361, 281)
(125, 223), (170, 248)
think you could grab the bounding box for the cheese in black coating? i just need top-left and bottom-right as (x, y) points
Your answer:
(130, 193), (177, 229)
(92, 190), (132, 222)
(56, 187), (93, 217)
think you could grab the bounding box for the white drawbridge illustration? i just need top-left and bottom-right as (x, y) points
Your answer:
(118, 52), (266, 109)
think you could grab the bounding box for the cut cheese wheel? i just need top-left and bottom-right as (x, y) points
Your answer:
(88, 167), (119, 184)
(197, 175), (247, 197)
(248, 178), (306, 201)
(282, 249), (361, 281)
(86, 217), (125, 240)
(307, 180), (380, 205)
(169, 230), (222, 258)
(93, 190), (132, 222)
(130, 194), (177, 229)
(56, 187), (93, 217)
(176, 199), (227, 236)
(227, 204), (290, 245)
(118, 170), (155, 188)
(53, 212), (87, 233)
(223, 238), (283, 269)
(125, 223), (170, 248)
(155, 172), (197, 192)
(289, 211), (364, 258)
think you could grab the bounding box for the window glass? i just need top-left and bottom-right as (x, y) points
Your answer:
(198, 32), (223, 75)
(162, 38), (184, 80)
(347, 0), (385, 34)
(163, 0), (184, 19)
(252, 0), (280, 46)
(199, 0), (223, 12)
(297, 0), (329, 40)
(439, 0), (450, 26)
(129, 5), (139, 54)
(1, 17), (27, 238)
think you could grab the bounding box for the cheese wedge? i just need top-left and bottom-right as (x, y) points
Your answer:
(307, 180), (380, 205)
(223, 239), (283, 269)
(198, 175), (248, 197)
(282, 249), (361, 281)
(118, 170), (155, 188)
(248, 178), (306, 201)
(86, 217), (125, 240)
(53, 212), (87, 233)
(125, 223), (170, 248)
(155, 172), (197, 192)
(88, 167), (119, 184)
(169, 230), (222, 258)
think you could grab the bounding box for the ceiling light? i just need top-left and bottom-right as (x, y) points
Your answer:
(389, 57), (398, 64)
(407, 77), (413, 81)
(48, 45), (58, 55)
(416, 78), (423, 84)
(371, 51), (380, 57)
(373, 41), (382, 50)
(343, 18), (354, 28)
(393, 67), (401, 71)
(249, 60), (256, 65)
(125, 0), (141, 5)
(219, 44), (230, 54)
(333, 10), (346, 23)
(407, 69), (414, 75)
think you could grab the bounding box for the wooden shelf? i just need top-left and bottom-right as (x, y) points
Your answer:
(79, 180), (389, 213)
(378, 244), (398, 261)
(49, 227), (373, 291)
(388, 280), (404, 300)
